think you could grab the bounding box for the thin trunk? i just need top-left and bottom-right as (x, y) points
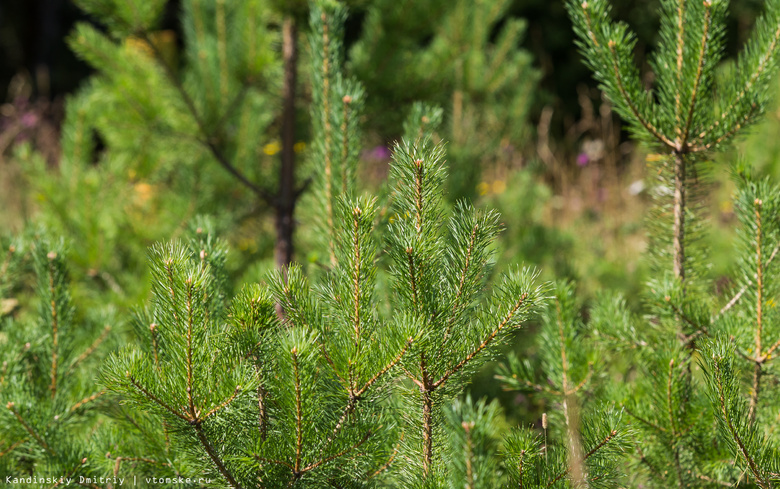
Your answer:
(422, 389), (433, 475)
(276, 16), (299, 278)
(673, 152), (686, 284)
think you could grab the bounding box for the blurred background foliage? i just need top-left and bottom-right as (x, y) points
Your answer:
(0, 0), (777, 425)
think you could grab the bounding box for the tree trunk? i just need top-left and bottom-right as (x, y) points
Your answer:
(275, 15), (298, 278)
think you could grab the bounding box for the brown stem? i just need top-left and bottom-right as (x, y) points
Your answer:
(719, 239), (780, 318)
(414, 158), (424, 233)
(319, 12), (336, 268)
(351, 207), (362, 388)
(673, 0), (686, 131)
(70, 391), (105, 413)
(368, 433), (403, 479)
(276, 15), (299, 278)
(421, 353), (433, 476)
(756, 200), (764, 355)
(673, 152), (687, 286)
(185, 279), (196, 419)
(462, 421), (475, 489)
(422, 388), (433, 475)
(406, 248), (420, 310)
(48, 255), (58, 399)
(194, 421), (244, 489)
(748, 361), (762, 425)
(545, 430), (619, 488)
(667, 359), (685, 489)
(292, 347), (303, 473)
(517, 449), (525, 489)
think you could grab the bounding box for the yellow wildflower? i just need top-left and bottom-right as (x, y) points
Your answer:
(263, 141), (282, 155)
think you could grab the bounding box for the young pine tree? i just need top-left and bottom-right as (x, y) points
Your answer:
(0, 236), (117, 481)
(568, 0), (780, 486)
(67, 0), (302, 271)
(97, 127), (547, 487)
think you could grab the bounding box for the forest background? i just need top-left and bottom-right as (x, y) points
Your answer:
(2, 0), (780, 449)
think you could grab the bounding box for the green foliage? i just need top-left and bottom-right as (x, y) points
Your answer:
(351, 0), (539, 202)
(496, 282), (630, 488)
(0, 236), (117, 481)
(566, 1), (780, 487)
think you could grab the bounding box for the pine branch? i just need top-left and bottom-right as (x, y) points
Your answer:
(672, 153), (687, 283)
(699, 21), (780, 143)
(624, 407), (667, 434)
(126, 374), (190, 423)
(203, 385), (242, 420)
(355, 338), (413, 398)
(681, 1), (712, 146)
(367, 433), (403, 479)
(6, 402), (56, 456)
(713, 359), (770, 489)
(193, 420), (244, 489)
(0, 438), (26, 458)
(443, 221), (480, 342)
(109, 456), (170, 478)
(303, 431), (372, 472)
(70, 391), (106, 413)
(434, 293), (529, 389)
(137, 31), (274, 206)
(51, 458), (87, 488)
(67, 325), (111, 375)
(545, 429), (619, 488)
(718, 239), (780, 317)
(606, 41), (676, 149)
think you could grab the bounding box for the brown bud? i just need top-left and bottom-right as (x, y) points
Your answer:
(200, 249), (207, 260)
(150, 322), (157, 331)
(47, 251), (57, 260)
(196, 227), (203, 234)
(343, 95), (352, 104)
(8, 245), (15, 253)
